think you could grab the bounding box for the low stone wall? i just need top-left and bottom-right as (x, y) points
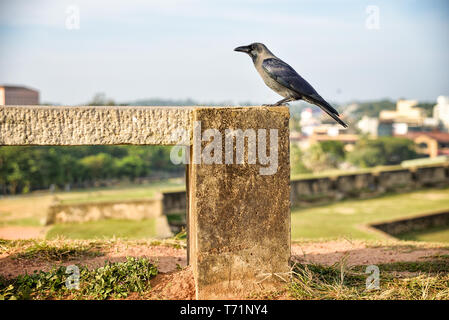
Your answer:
(162, 190), (187, 215)
(370, 210), (449, 236)
(46, 195), (163, 225)
(163, 164), (449, 213)
(376, 169), (413, 192)
(290, 164), (449, 206)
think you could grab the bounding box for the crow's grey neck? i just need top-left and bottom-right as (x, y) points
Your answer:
(253, 50), (277, 66)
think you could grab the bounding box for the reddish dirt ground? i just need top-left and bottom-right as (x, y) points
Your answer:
(1, 240), (448, 299)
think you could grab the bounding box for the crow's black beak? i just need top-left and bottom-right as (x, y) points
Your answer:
(234, 45), (251, 53)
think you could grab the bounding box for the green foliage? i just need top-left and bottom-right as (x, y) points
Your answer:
(173, 228), (187, 240)
(0, 145), (181, 194)
(0, 257), (158, 300)
(319, 141), (346, 160)
(347, 136), (419, 168)
(290, 144), (310, 175)
(302, 142), (344, 172)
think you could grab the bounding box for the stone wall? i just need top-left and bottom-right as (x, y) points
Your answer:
(290, 164), (449, 206)
(46, 196), (163, 225)
(163, 164), (449, 213)
(162, 190), (187, 214)
(370, 210), (449, 236)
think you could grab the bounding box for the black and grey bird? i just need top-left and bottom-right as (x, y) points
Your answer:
(234, 43), (348, 128)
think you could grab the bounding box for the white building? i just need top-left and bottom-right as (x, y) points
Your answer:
(357, 116), (379, 136)
(300, 108), (321, 136)
(434, 96), (449, 132)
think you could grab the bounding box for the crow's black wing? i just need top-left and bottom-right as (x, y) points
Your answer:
(262, 58), (347, 128)
(262, 58), (319, 98)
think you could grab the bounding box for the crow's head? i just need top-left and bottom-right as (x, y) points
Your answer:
(234, 43), (269, 60)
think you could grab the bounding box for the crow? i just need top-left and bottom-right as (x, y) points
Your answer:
(234, 43), (348, 128)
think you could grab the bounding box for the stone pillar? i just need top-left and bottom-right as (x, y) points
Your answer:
(188, 106), (291, 299)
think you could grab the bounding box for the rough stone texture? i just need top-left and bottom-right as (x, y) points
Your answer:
(377, 169), (413, 191)
(335, 173), (376, 196)
(0, 105), (193, 145)
(162, 190), (187, 214)
(415, 165), (448, 185)
(188, 106), (291, 299)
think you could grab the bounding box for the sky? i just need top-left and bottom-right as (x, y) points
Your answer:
(0, 0), (448, 105)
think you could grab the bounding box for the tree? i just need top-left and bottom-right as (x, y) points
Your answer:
(319, 141), (345, 160)
(79, 153), (115, 181)
(303, 143), (338, 172)
(115, 155), (145, 180)
(347, 137), (419, 168)
(290, 144), (310, 175)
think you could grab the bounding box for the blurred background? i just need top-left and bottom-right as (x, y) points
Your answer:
(1, 0), (449, 243)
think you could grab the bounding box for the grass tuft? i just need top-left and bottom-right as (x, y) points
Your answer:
(12, 241), (103, 261)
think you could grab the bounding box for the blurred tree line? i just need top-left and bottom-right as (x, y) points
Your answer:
(291, 136), (420, 175)
(0, 145), (181, 195)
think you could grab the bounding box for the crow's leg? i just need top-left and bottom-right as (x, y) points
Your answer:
(267, 97), (296, 106)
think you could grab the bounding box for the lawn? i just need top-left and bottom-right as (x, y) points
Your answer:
(45, 219), (157, 240)
(0, 179), (184, 226)
(291, 187), (449, 241)
(57, 180), (184, 205)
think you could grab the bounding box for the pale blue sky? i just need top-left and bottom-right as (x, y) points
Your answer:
(0, 0), (448, 105)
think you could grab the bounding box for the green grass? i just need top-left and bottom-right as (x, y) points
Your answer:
(397, 225), (449, 243)
(291, 187), (449, 240)
(58, 180), (184, 205)
(0, 257), (158, 300)
(0, 217), (41, 227)
(45, 219), (157, 240)
(0, 179), (184, 227)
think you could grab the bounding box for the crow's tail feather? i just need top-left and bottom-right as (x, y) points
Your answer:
(304, 95), (348, 128)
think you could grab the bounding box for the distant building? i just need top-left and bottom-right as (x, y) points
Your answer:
(356, 116), (393, 137)
(0, 85), (39, 105)
(433, 96), (449, 132)
(311, 123), (346, 137)
(400, 132), (449, 158)
(378, 99), (437, 135)
(299, 108), (321, 136)
(380, 99), (425, 123)
(357, 116), (378, 136)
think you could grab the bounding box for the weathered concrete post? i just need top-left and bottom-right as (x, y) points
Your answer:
(0, 105), (291, 300)
(187, 106), (291, 299)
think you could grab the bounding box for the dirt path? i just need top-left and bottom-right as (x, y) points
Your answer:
(291, 240), (449, 266)
(0, 227), (47, 240)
